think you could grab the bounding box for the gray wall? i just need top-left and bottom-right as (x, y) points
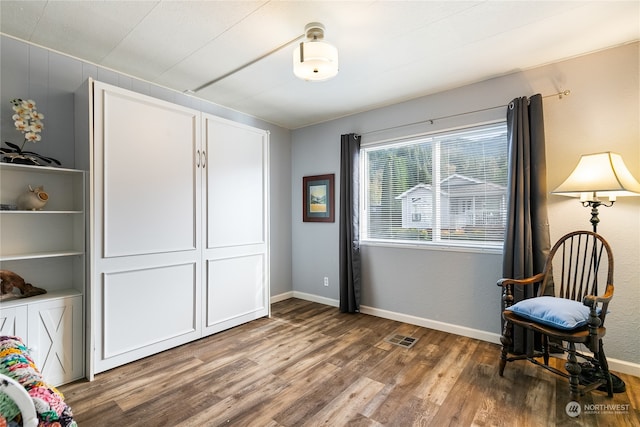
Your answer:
(0, 35), (293, 298)
(291, 42), (640, 367)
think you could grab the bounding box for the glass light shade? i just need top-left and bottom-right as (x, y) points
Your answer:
(552, 152), (640, 200)
(293, 40), (339, 81)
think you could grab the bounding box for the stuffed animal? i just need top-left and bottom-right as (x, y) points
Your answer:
(0, 270), (46, 298)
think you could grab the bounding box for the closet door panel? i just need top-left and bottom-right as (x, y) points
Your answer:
(97, 262), (198, 371)
(205, 254), (266, 328)
(204, 118), (266, 248)
(99, 88), (198, 258)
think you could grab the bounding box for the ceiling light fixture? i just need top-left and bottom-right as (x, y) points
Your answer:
(188, 22), (337, 93)
(293, 22), (339, 82)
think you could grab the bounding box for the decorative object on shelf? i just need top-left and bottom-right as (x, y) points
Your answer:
(16, 185), (49, 211)
(1, 98), (60, 166)
(0, 270), (47, 300)
(303, 174), (335, 222)
(0, 204), (17, 211)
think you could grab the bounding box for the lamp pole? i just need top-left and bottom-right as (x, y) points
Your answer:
(581, 192), (615, 233)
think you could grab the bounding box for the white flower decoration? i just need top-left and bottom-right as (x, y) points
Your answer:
(9, 98), (44, 149)
(3, 97), (59, 165)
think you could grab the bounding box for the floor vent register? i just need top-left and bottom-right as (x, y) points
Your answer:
(385, 334), (419, 349)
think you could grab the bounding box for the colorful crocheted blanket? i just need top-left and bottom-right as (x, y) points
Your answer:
(0, 336), (76, 427)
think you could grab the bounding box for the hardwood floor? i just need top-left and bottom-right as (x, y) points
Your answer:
(60, 298), (639, 426)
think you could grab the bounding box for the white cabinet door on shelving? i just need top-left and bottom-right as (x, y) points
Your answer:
(89, 81), (202, 373)
(27, 296), (83, 387)
(202, 114), (269, 335)
(0, 305), (28, 337)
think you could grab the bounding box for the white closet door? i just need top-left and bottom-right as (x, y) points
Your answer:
(202, 114), (269, 335)
(91, 81), (202, 373)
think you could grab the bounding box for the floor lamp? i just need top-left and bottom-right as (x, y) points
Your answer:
(551, 151), (639, 392)
(552, 152), (640, 232)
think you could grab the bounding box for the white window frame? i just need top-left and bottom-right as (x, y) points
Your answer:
(360, 121), (508, 254)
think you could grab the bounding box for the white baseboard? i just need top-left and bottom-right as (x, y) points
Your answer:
(291, 291), (339, 308)
(278, 292), (500, 343)
(359, 304), (502, 345)
(270, 291), (294, 304)
(599, 357), (639, 378)
(271, 292), (640, 377)
(271, 291), (338, 306)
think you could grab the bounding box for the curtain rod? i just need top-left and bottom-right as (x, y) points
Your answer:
(361, 90), (571, 137)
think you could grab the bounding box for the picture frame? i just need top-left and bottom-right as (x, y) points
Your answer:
(303, 174), (335, 222)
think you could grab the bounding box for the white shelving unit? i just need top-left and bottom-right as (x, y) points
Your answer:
(0, 162), (85, 386)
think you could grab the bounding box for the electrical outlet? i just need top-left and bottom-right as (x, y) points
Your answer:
(323, 277), (329, 287)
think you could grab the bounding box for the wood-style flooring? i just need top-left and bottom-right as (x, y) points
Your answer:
(60, 298), (639, 426)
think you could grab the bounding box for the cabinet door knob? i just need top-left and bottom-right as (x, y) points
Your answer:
(196, 150), (201, 168)
(202, 151), (206, 169)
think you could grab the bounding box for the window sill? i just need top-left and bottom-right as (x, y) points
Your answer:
(360, 239), (503, 255)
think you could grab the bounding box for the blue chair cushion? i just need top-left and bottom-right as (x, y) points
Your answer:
(505, 296), (592, 330)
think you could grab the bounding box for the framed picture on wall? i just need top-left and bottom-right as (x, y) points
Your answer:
(303, 174), (335, 222)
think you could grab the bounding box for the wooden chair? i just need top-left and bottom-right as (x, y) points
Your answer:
(498, 230), (614, 399)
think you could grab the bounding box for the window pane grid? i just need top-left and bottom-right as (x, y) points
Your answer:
(363, 123), (508, 249)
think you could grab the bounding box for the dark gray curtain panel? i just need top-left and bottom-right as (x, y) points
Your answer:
(339, 133), (362, 313)
(503, 94), (553, 354)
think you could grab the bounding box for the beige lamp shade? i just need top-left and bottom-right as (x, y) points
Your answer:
(552, 152), (640, 201)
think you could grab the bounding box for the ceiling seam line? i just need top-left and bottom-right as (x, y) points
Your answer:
(191, 33), (304, 93)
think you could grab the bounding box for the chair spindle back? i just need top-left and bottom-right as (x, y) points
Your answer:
(541, 231), (613, 310)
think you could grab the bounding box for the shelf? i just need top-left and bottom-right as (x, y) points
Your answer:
(1, 163), (84, 204)
(0, 212), (83, 257)
(0, 288), (82, 309)
(0, 250), (84, 261)
(0, 210), (83, 214)
(0, 163), (83, 175)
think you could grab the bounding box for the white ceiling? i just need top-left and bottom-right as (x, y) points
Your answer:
(1, 1), (638, 129)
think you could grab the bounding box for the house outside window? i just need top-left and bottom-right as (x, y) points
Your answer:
(361, 122), (508, 250)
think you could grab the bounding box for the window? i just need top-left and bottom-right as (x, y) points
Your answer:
(361, 122), (508, 249)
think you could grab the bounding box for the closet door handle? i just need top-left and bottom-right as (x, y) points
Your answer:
(196, 150), (200, 168)
(202, 151), (206, 169)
